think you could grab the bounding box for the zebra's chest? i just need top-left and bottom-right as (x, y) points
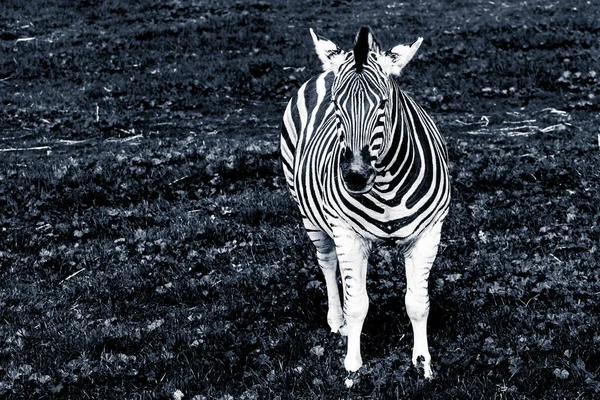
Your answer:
(324, 191), (431, 241)
(294, 152), (434, 241)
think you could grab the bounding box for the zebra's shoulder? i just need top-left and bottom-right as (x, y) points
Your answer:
(293, 71), (335, 104)
(284, 72), (335, 129)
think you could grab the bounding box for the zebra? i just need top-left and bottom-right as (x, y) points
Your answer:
(280, 27), (450, 379)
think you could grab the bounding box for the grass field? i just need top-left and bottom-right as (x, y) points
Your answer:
(1, 0), (599, 398)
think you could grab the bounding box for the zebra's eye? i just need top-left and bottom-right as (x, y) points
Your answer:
(379, 99), (388, 108)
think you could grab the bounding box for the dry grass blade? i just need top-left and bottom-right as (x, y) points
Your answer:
(56, 139), (90, 145)
(463, 108), (572, 136)
(540, 124), (568, 133)
(106, 134), (143, 143)
(0, 146), (51, 152)
(60, 268), (86, 283)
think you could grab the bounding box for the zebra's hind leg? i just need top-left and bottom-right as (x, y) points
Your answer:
(307, 227), (344, 333)
(403, 221), (443, 379)
(331, 223), (371, 372)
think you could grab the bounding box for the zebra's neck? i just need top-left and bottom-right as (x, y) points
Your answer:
(374, 89), (446, 214)
(374, 89), (421, 185)
(321, 75), (440, 209)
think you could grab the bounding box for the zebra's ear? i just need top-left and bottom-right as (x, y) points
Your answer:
(379, 37), (423, 76)
(310, 28), (346, 72)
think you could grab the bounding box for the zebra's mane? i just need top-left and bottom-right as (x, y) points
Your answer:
(353, 27), (372, 73)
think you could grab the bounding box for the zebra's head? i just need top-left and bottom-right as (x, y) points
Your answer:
(310, 27), (422, 195)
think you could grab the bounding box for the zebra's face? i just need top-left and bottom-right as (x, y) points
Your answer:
(332, 74), (390, 195)
(310, 27), (424, 195)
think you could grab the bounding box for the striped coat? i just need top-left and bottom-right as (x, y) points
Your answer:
(280, 27), (450, 379)
(282, 71), (450, 242)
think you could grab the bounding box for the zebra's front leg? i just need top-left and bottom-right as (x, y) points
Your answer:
(332, 224), (371, 372)
(306, 225), (344, 333)
(403, 221), (443, 379)
(315, 239), (345, 332)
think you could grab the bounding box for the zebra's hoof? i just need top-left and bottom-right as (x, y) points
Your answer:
(413, 355), (434, 380)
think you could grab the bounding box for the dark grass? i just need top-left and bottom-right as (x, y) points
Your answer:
(1, 0), (600, 398)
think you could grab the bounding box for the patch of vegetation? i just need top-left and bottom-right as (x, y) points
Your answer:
(0, 0), (599, 398)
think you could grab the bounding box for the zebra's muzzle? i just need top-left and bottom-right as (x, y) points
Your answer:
(342, 168), (376, 194)
(340, 147), (376, 195)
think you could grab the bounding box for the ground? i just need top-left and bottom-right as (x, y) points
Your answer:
(0, 0), (599, 399)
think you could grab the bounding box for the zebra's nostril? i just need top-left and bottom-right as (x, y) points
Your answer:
(345, 171), (365, 186)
